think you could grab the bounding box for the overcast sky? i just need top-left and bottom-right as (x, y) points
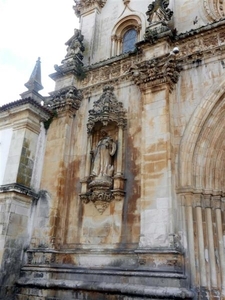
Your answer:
(0, 0), (79, 106)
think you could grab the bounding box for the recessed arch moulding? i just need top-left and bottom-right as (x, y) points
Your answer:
(178, 79), (225, 195)
(111, 14), (144, 56)
(201, 0), (225, 22)
(177, 79), (225, 296)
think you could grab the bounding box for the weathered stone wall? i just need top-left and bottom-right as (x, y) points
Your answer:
(0, 100), (51, 299)
(1, 1), (225, 299)
(0, 192), (34, 300)
(0, 128), (13, 185)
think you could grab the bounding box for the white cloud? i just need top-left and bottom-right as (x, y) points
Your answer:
(0, 0), (80, 105)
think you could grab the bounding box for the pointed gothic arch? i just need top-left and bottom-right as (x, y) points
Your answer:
(178, 79), (225, 193)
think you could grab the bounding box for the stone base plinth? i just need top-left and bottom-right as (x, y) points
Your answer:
(16, 248), (194, 299)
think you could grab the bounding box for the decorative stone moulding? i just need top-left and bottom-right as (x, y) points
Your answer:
(73, 0), (107, 17)
(80, 85), (127, 214)
(46, 86), (83, 116)
(203, 0), (225, 22)
(87, 85), (127, 133)
(130, 51), (181, 92)
(0, 183), (38, 200)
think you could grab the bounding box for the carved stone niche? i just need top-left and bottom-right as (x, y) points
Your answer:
(80, 86), (127, 214)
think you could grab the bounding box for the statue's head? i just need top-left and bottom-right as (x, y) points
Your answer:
(100, 129), (108, 137)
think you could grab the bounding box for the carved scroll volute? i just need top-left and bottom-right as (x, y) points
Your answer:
(80, 86), (127, 214)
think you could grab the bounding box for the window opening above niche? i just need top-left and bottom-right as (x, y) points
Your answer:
(122, 29), (137, 53)
(111, 15), (141, 57)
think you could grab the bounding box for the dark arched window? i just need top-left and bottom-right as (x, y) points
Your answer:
(122, 29), (137, 53)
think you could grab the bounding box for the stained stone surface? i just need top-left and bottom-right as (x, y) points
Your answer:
(1, 0), (225, 299)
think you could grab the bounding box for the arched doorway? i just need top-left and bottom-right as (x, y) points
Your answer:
(178, 80), (225, 298)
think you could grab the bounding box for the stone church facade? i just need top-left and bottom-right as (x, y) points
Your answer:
(0, 0), (225, 299)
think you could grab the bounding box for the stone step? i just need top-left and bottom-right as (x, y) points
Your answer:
(17, 266), (194, 299)
(17, 279), (194, 299)
(19, 266), (187, 288)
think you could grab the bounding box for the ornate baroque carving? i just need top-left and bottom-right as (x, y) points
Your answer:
(46, 86), (83, 116)
(130, 52), (181, 92)
(77, 25), (225, 95)
(73, 0), (107, 17)
(87, 86), (127, 133)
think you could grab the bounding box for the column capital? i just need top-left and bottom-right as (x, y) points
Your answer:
(131, 52), (181, 93)
(211, 195), (221, 210)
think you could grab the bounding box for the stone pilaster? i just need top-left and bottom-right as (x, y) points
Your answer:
(135, 51), (180, 249)
(31, 87), (83, 249)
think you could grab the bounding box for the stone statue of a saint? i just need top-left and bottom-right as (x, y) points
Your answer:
(91, 131), (116, 178)
(65, 29), (85, 60)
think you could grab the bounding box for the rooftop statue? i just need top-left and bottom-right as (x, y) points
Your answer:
(146, 0), (173, 24)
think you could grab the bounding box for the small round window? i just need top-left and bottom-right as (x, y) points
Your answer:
(122, 29), (137, 53)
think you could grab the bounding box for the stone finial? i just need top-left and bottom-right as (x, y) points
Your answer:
(20, 57), (44, 103)
(24, 57), (43, 92)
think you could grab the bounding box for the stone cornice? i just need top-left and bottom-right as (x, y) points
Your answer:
(0, 183), (38, 200)
(0, 97), (52, 117)
(0, 98), (53, 133)
(76, 21), (225, 95)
